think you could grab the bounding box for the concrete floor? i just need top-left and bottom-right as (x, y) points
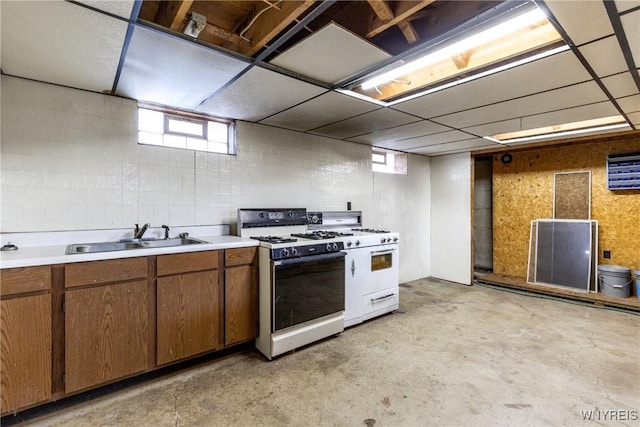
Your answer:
(8, 278), (640, 426)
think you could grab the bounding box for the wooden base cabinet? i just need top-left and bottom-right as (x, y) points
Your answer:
(1, 266), (52, 415)
(64, 258), (149, 394)
(1, 295), (52, 414)
(156, 251), (222, 366)
(224, 248), (258, 346)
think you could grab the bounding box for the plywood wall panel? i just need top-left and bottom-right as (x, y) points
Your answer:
(493, 135), (640, 279)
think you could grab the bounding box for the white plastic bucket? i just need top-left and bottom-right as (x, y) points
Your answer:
(598, 265), (631, 298)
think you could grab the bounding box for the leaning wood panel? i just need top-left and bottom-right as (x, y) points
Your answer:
(65, 280), (149, 393)
(225, 247), (257, 267)
(224, 265), (258, 346)
(65, 258), (147, 288)
(0, 266), (51, 296)
(554, 171), (591, 219)
(1, 294), (52, 414)
(157, 251), (218, 276)
(493, 136), (640, 279)
(156, 271), (220, 365)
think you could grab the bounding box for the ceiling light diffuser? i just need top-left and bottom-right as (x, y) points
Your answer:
(345, 3), (566, 104)
(484, 116), (630, 144)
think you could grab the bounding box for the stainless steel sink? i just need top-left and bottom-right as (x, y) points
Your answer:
(65, 237), (207, 255)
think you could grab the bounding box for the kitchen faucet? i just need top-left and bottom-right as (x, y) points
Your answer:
(133, 223), (150, 239)
(161, 225), (170, 239)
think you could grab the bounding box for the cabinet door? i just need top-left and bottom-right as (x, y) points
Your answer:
(157, 270), (220, 365)
(65, 281), (149, 393)
(224, 265), (257, 346)
(1, 294), (51, 414)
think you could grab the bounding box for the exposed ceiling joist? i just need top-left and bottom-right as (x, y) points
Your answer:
(155, 0), (194, 31)
(365, 0), (436, 39)
(366, 0), (420, 44)
(240, 0), (315, 56)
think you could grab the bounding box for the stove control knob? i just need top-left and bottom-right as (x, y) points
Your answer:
(381, 237), (386, 243)
(326, 243), (333, 252)
(291, 247), (298, 256)
(282, 248), (290, 257)
(355, 240), (360, 246)
(346, 241), (352, 247)
(332, 242), (338, 251)
(393, 236), (398, 242)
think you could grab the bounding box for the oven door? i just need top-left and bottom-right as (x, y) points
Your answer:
(369, 244), (399, 294)
(272, 252), (346, 332)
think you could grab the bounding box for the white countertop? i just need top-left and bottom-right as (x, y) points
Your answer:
(0, 226), (258, 269)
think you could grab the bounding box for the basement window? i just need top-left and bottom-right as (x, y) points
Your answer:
(372, 148), (407, 175)
(137, 106), (236, 154)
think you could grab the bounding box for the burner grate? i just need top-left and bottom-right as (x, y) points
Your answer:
(251, 236), (298, 244)
(292, 231), (354, 240)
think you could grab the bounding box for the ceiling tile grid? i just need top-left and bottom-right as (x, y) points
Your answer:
(520, 101), (621, 130)
(601, 71), (640, 98)
(616, 94), (640, 115)
(407, 138), (499, 155)
(620, 9), (640, 66)
(378, 130), (475, 151)
(115, 25), (249, 110)
(579, 35), (631, 78)
(347, 120), (451, 145)
(544, 0), (614, 46)
(392, 50), (592, 120)
(75, 0), (135, 19)
(259, 92), (380, 132)
(432, 81), (609, 129)
(309, 108), (420, 140)
(1, 0), (128, 93)
(269, 23), (391, 85)
(196, 66), (327, 121)
(615, 1), (640, 13)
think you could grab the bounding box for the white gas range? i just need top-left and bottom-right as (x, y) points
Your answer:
(237, 208), (348, 360)
(307, 211), (400, 328)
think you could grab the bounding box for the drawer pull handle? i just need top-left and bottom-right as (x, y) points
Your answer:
(371, 293), (395, 302)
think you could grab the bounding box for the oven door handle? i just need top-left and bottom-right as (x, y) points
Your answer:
(371, 293), (396, 302)
(273, 251), (346, 266)
(370, 249), (397, 256)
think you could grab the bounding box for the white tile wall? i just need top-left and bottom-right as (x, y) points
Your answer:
(430, 153), (472, 285)
(1, 75), (433, 282)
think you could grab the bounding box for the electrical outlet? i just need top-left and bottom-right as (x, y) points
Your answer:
(603, 250), (611, 259)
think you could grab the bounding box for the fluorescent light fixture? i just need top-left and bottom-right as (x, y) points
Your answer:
(361, 8), (548, 90)
(345, 4), (565, 104)
(484, 116), (630, 144)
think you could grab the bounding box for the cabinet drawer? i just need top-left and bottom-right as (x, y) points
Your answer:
(362, 288), (399, 321)
(1, 266), (51, 296)
(65, 258), (147, 288)
(225, 247), (257, 267)
(157, 251), (219, 276)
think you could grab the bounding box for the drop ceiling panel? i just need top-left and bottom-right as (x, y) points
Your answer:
(269, 23), (391, 84)
(627, 111), (640, 127)
(521, 101), (620, 129)
(621, 10), (640, 66)
(407, 138), (497, 155)
(1, 1), (128, 93)
(376, 130), (472, 151)
(348, 119), (450, 145)
(504, 125), (632, 146)
(259, 91), (379, 132)
(579, 36), (629, 77)
(116, 25), (249, 109)
(434, 81), (608, 129)
(615, 1), (640, 12)
(76, 0), (135, 18)
(616, 94), (640, 113)
(393, 51), (591, 119)
(197, 67), (327, 121)
(545, 0), (614, 46)
(463, 119), (524, 138)
(310, 108), (419, 139)
(602, 72), (639, 98)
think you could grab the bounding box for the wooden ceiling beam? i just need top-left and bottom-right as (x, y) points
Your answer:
(365, 0), (436, 39)
(239, 0), (316, 56)
(155, 0), (195, 31)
